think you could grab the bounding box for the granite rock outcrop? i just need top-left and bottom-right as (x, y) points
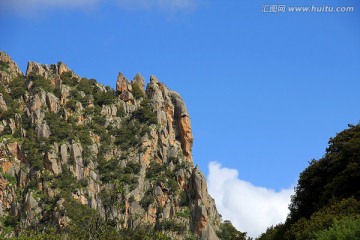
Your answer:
(0, 51), (223, 239)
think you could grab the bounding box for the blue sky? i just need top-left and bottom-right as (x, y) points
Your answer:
(1, 0), (359, 237)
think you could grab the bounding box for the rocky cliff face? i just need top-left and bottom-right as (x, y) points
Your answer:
(0, 52), (221, 239)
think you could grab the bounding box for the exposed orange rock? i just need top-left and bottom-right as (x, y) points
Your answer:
(116, 72), (129, 93)
(7, 141), (18, 157)
(192, 167), (208, 204)
(77, 115), (85, 125)
(143, 147), (151, 165)
(125, 198), (130, 215)
(147, 205), (157, 224)
(0, 52), (23, 78)
(73, 193), (87, 205)
(198, 210), (208, 234)
(83, 167), (90, 178)
(46, 93), (59, 113)
(154, 186), (168, 207)
(179, 116), (193, 162)
(1, 161), (13, 173)
(58, 62), (70, 75)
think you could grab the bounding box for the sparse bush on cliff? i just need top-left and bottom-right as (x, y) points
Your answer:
(131, 83), (144, 100)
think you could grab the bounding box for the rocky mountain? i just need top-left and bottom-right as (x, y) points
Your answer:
(0, 51), (238, 239)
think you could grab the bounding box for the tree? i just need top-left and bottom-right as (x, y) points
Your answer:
(315, 215), (360, 240)
(289, 124), (360, 223)
(217, 220), (247, 240)
(131, 83), (144, 99)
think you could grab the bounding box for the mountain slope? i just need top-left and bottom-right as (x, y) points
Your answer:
(0, 51), (236, 239)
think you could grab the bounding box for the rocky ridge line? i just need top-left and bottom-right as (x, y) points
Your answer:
(0, 51), (222, 239)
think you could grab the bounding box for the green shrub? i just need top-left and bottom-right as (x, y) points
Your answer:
(146, 162), (177, 191)
(114, 119), (144, 150)
(156, 219), (186, 234)
(94, 89), (116, 106)
(22, 130), (44, 171)
(140, 189), (154, 209)
(61, 71), (78, 86)
(9, 75), (26, 99)
(53, 86), (61, 99)
(78, 77), (96, 95)
(1, 172), (17, 186)
(99, 188), (118, 208)
(45, 112), (74, 143)
(3, 215), (18, 228)
(65, 99), (77, 111)
(119, 226), (171, 240)
(178, 191), (188, 206)
(315, 215), (360, 240)
(124, 161), (141, 174)
(167, 178), (179, 192)
(0, 90), (18, 121)
(21, 113), (32, 130)
(177, 208), (191, 218)
(132, 98), (157, 125)
(28, 73), (53, 93)
(146, 161), (167, 179)
(217, 220), (247, 240)
(285, 198), (360, 240)
(52, 166), (82, 192)
(93, 114), (106, 125)
(9, 227), (63, 240)
(131, 83), (144, 99)
(0, 126), (12, 138)
(97, 158), (123, 183)
(257, 224), (285, 240)
(0, 60), (10, 73)
(75, 126), (92, 145)
(117, 104), (125, 117)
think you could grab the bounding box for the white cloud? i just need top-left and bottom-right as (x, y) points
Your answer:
(208, 162), (294, 238)
(115, 0), (199, 12)
(0, 0), (198, 15)
(0, 0), (102, 14)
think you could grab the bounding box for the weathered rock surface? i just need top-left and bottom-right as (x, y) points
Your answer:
(132, 73), (145, 94)
(171, 91), (194, 161)
(116, 72), (135, 103)
(191, 166), (221, 240)
(0, 52), (23, 83)
(146, 76), (194, 162)
(0, 52), (224, 239)
(46, 92), (59, 113)
(0, 94), (8, 112)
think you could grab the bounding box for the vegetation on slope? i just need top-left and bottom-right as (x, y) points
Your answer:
(258, 124), (360, 240)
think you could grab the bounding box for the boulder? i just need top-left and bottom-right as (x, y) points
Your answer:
(37, 123), (51, 139)
(60, 143), (69, 164)
(71, 142), (84, 179)
(0, 94), (7, 112)
(0, 51), (23, 81)
(116, 72), (129, 93)
(171, 91), (193, 162)
(46, 92), (59, 113)
(45, 150), (61, 175)
(191, 166), (208, 204)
